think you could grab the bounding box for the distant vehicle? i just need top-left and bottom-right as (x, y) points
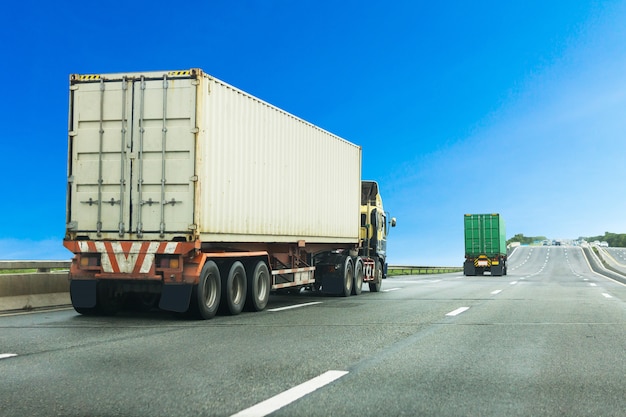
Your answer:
(463, 214), (507, 276)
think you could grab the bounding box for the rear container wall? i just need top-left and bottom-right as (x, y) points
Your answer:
(464, 214), (506, 257)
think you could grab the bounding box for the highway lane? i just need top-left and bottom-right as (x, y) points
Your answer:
(0, 246), (625, 416)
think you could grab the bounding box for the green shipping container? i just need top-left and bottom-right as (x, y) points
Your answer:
(464, 214), (506, 257)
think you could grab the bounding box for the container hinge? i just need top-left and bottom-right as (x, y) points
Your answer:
(188, 224), (197, 230)
(190, 127), (199, 134)
(69, 131), (77, 137)
(190, 175), (198, 182)
(67, 221), (78, 230)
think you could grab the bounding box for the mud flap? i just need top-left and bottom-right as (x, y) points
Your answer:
(159, 284), (193, 313)
(463, 261), (475, 276)
(70, 280), (97, 308)
(490, 264), (503, 276)
(319, 272), (343, 295)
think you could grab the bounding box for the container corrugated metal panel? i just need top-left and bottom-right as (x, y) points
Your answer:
(198, 75), (361, 243)
(464, 214), (506, 257)
(66, 69), (361, 244)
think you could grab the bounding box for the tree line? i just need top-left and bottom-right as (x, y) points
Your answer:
(581, 232), (626, 247)
(506, 234), (547, 246)
(507, 232), (626, 247)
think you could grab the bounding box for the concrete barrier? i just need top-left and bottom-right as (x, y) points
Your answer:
(0, 261), (71, 312)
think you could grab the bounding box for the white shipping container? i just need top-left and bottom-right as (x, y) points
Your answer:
(67, 69), (361, 244)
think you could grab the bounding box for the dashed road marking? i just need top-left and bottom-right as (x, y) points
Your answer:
(268, 302), (322, 312)
(0, 353), (17, 360)
(446, 307), (470, 317)
(230, 370), (348, 417)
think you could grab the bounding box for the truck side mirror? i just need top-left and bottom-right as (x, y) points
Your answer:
(390, 218), (397, 227)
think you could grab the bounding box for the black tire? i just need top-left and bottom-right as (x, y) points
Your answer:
(352, 258), (363, 295)
(221, 261), (247, 315)
(191, 260), (221, 320)
(341, 256), (354, 297)
(245, 261), (270, 312)
(368, 260), (383, 292)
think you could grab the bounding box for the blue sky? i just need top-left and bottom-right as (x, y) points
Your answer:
(1, 1), (625, 265)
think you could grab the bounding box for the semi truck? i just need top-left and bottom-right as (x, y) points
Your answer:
(63, 68), (395, 318)
(463, 213), (506, 276)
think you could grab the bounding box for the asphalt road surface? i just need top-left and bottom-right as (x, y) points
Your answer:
(1, 246), (625, 416)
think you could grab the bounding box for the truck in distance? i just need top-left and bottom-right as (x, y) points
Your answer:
(463, 213), (507, 276)
(63, 68), (395, 318)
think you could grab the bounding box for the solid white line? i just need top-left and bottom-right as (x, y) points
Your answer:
(491, 290), (502, 295)
(267, 302), (322, 312)
(230, 370), (348, 417)
(0, 353), (17, 360)
(382, 287), (402, 292)
(602, 293), (613, 299)
(446, 307), (470, 317)
(589, 283), (597, 287)
(510, 281), (518, 285)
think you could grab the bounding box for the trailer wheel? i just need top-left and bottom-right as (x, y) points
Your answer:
(341, 256), (354, 297)
(368, 260), (383, 292)
(245, 261), (270, 312)
(221, 261), (247, 315)
(352, 258), (363, 295)
(192, 260), (221, 320)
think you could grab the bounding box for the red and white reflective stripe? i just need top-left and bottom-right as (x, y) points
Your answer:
(78, 241), (179, 274)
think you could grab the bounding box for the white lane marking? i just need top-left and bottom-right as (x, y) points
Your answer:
(230, 370), (348, 417)
(491, 290), (502, 295)
(602, 293), (613, 299)
(268, 302), (322, 312)
(446, 307), (470, 317)
(510, 281), (518, 285)
(589, 283), (597, 287)
(382, 287), (402, 292)
(0, 353), (17, 360)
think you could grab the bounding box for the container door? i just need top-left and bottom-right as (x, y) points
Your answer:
(129, 75), (197, 237)
(68, 78), (133, 236)
(68, 73), (197, 238)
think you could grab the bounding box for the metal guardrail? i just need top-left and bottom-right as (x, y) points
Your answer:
(387, 265), (462, 276)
